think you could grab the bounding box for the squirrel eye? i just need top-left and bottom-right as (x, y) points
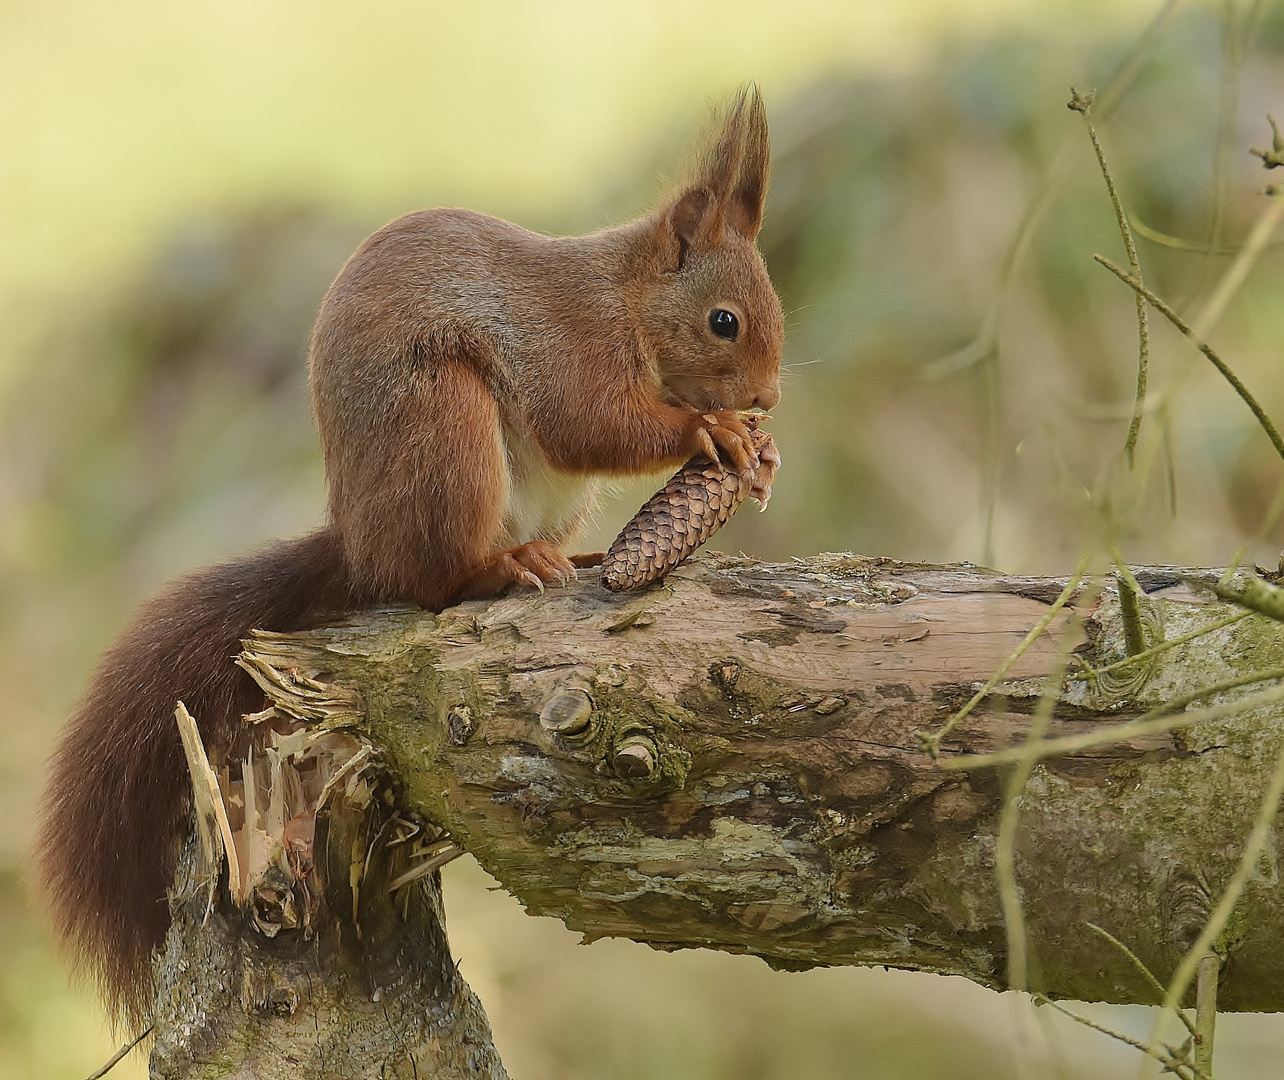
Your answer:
(708, 308), (739, 341)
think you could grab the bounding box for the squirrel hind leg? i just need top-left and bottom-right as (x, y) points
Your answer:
(324, 358), (512, 609)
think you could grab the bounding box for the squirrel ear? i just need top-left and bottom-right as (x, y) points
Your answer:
(667, 187), (717, 253)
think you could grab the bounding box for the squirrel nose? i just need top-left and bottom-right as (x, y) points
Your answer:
(752, 383), (781, 411)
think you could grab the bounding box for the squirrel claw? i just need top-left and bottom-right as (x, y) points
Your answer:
(510, 541), (577, 589)
(462, 540), (576, 599)
(548, 565), (576, 586)
(694, 427), (721, 466)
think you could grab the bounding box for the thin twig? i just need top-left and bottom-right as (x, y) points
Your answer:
(1070, 90), (1150, 463)
(1114, 557), (1149, 657)
(1084, 922), (1198, 1038)
(982, 347), (1000, 568)
(1094, 255), (1284, 464)
(996, 616), (1085, 993)
(1178, 0), (1253, 309)
(1190, 190), (1284, 340)
(1130, 212), (1282, 253)
(1253, 478), (1284, 549)
(1248, 113), (1284, 169)
(943, 673), (1284, 770)
(919, 556), (1089, 756)
(85, 1026), (153, 1080)
(1210, 574), (1284, 622)
(1219, 549), (1247, 589)
(1111, 553), (1147, 610)
(1160, 401), (1178, 515)
(926, 0), (1186, 562)
(1195, 952), (1220, 1078)
(1094, 0), (1190, 119)
(1030, 995), (1201, 1080)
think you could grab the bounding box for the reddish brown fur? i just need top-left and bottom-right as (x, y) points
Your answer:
(35, 87), (783, 1028)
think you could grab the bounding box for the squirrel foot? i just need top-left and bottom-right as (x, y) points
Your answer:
(505, 540), (577, 589)
(454, 541), (577, 601)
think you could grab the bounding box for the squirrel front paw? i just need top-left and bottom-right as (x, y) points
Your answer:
(691, 411), (762, 479)
(748, 430), (781, 508)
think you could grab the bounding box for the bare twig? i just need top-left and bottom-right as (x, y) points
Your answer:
(85, 1026), (153, 1080)
(1069, 610), (1249, 681)
(928, 0), (1186, 561)
(1147, 730), (1284, 1064)
(1249, 114), (1284, 169)
(1030, 995), (1201, 1080)
(1130, 212), (1282, 253)
(996, 613), (1085, 993)
(1195, 952), (1221, 1078)
(1094, 255), (1284, 465)
(1069, 89), (1150, 463)
(1113, 553), (1149, 656)
(1190, 188), (1284, 340)
(1084, 922), (1198, 1038)
(1209, 573), (1284, 621)
(1180, 0), (1258, 308)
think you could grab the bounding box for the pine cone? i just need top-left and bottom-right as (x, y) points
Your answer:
(600, 426), (779, 592)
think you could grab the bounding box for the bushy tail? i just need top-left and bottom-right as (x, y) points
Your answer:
(35, 527), (364, 1027)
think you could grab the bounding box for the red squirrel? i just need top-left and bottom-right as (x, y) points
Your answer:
(35, 89), (783, 1027)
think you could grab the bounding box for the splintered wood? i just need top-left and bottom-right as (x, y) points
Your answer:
(159, 664), (485, 1080)
(219, 722), (371, 936)
(174, 701), (241, 898)
(601, 422), (779, 591)
(173, 693), (459, 941)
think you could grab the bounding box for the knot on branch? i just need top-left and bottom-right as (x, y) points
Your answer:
(537, 671), (693, 793)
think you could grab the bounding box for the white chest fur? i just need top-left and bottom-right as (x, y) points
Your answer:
(499, 421), (599, 547)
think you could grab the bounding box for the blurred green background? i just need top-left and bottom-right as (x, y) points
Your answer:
(3, 1), (1284, 1077)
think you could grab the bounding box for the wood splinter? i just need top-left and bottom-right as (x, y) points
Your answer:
(174, 701), (241, 900)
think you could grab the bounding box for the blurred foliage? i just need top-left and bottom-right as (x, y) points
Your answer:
(0, 871), (135, 1080)
(3, 2), (1284, 1078)
(743, 5), (1284, 573)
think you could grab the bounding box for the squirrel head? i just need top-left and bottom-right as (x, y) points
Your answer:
(633, 87), (784, 414)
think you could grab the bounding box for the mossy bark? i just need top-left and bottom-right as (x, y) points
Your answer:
(152, 553), (1284, 1075)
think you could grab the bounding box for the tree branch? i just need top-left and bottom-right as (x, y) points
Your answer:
(148, 552), (1284, 1075)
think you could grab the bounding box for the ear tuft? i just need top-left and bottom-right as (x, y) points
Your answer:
(730, 86), (770, 240)
(703, 87), (752, 207)
(658, 86), (772, 255)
